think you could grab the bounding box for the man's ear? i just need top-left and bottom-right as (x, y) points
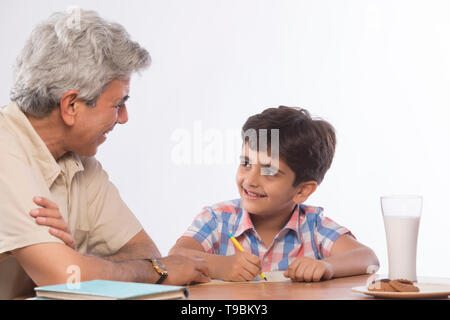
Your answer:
(293, 181), (318, 204)
(59, 90), (80, 126)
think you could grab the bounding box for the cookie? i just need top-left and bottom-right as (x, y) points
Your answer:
(389, 279), (420, 292)
(368, 278), (396, 292)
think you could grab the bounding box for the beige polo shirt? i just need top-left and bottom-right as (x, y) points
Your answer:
(0, 101), (143, 299)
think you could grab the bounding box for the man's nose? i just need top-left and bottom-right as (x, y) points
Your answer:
(117, 104), (128, 124)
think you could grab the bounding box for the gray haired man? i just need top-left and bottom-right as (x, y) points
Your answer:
(0, 9), (210, 299)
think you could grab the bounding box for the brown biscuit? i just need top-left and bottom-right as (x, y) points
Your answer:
(389, 279), (420, 292)
(368, 278), (397, 292)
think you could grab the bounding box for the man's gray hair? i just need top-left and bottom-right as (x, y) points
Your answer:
(10, 8), (150, 117)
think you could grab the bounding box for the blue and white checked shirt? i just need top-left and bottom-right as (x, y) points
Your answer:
(182, 199), (354, 272)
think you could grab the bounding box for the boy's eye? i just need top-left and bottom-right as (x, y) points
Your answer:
(240, 160), (251, 168)
(261, 166), (278, 176)
(114, 104), (123, 109)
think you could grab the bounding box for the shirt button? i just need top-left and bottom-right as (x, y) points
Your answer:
(264, 257), (269, 262)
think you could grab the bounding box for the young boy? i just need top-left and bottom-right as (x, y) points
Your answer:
(170, 106), (379, 282)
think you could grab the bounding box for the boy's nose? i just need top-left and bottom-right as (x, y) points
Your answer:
(244, 166), (260, 187)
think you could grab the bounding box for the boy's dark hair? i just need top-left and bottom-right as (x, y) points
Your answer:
(242, 106), (336, 186)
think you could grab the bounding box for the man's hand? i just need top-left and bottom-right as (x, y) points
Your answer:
(284, 257), (334, 282)
(159, 255), (211, 285)
(29, 196), (75, 250)
(215, 251), (262, 282)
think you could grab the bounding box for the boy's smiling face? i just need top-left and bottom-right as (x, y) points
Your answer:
(236, 142), (317, 219)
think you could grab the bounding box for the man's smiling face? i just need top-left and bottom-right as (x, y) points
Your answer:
(68, 78), (130, 157)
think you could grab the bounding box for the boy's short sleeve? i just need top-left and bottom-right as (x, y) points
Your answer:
(315, 210), (355, 259)
(182, 207), (220, 254)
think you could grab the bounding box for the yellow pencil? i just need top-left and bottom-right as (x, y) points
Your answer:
(228, 233), (267, 281)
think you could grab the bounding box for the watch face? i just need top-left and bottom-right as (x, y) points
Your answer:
(152, 259), (168, 275)
(150, 259), (168, 284)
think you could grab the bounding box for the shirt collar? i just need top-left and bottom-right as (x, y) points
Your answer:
(2, 101), (84, 187)
(57, 152), (85, 187)
(233, 206), (255, 238)
(234, 203), (304, 240)
(285, 204), (301, 232)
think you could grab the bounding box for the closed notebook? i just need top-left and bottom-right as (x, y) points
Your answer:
(34, 280), (189, 300)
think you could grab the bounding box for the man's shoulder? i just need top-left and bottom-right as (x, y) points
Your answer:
(0, 104), (40, 163)
(0, 103), (23, 148)
(0, 125), (28, 162)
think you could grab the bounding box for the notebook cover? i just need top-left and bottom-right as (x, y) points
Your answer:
(35, 280), (188, 299)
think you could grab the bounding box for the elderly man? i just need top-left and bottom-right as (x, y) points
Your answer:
(0, 9), (209, 299)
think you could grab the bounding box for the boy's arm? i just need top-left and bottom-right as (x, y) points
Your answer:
(323, 234), (380, 277)
(285, 234), (379, 282)
(170, 237), (221, 268)
(170, 236), (262, 281)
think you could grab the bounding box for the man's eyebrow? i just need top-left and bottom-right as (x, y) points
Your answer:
(115, 95), (130, 106)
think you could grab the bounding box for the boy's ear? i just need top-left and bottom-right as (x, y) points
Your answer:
(293, 181), (318, 204)
(58, 90), (81, 127)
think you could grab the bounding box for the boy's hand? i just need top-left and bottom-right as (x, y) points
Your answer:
(29, 196), (76, 250)
(218, 251), (262, 281)
(284, 257), (334, 282)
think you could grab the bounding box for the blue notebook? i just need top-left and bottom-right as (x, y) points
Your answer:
(34, 280), (189, 300)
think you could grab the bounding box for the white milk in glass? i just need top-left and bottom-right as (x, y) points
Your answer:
(383, 215), (420, 281)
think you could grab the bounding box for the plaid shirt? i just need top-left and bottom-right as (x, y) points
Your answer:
(183, 199), (353, 272)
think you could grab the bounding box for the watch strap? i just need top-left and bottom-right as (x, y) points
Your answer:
(145, 258), (168, 284)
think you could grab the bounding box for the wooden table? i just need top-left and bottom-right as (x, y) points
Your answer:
(187, 274), (450, 300)
(14, 274), (450, 300)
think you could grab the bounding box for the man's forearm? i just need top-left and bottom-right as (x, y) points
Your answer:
(13, 243), (159, 287)
(105, 242), (161, 262)
(80, 255), (159, 283)
(105, 230), (162, 262)
(323, 247), (380, 278)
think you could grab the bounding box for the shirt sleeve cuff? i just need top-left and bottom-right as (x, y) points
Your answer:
(182, 230), (214, 253)
(105, 221), (143, 256)
(320, 227), (355, 258)
(0, 230), (64, 255)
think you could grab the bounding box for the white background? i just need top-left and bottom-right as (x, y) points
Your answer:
(1, 0), (449, 278)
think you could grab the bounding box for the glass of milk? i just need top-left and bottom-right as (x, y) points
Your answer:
(380, 195), (422, 282)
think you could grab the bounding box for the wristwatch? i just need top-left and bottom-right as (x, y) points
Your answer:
(145, 258), (168, 284)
